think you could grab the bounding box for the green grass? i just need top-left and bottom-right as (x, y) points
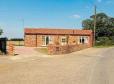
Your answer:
(94, 45), (114, 48)
(35, 48), (48, 54)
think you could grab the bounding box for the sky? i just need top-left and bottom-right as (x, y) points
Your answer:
(0, 0), (114, 38)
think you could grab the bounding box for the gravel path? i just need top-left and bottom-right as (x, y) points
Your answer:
(0, 47), (113, 84)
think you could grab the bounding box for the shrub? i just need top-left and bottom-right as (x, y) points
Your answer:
(95, 37), (113, 46)
(110, 36), (114, 45)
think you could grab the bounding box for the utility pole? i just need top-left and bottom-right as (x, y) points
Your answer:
(93, 5), (97, 46)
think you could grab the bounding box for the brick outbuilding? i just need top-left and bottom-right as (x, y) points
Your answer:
(24, 28), (93, 47)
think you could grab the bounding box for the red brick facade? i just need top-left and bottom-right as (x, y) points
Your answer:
(24, 28), (93, 47)
(48, 44), (90, 55)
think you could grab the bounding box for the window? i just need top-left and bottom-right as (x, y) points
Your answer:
(42, 36), (46, 46)
(49, 36), (53, 44)
(79, 36), (89, 44)
(62, 38), (66, 43)
(61, 36), (67, 45)
(85, 37), (89, 43)
(42, 36), (53, 46)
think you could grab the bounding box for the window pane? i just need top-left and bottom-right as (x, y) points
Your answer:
(79, 36), (88, 44)
(49, 36), (53, 44)
(61, 36), (67, 45)
(82, 38), (85, 44)
(62, 38), (66, 42)
(42, 36), (45, 45)
(80, 38), (82, 43)
(85, 37), (88, 43)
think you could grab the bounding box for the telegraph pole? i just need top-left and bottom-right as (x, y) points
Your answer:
(93, 5), (97, 46)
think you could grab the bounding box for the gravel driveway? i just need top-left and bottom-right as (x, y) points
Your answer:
(0, 47), (113, 84)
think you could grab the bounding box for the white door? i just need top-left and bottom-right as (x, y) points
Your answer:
(42, 36), (50, 46)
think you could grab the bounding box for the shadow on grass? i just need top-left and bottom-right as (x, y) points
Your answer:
(34, 48), (48, 55)
(14, 54), (19, 56)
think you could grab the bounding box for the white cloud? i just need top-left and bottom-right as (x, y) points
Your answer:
(97, 0), (102, 3)
(71, 14), (81, 19)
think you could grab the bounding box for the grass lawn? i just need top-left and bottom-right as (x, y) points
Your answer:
(35, 47), (48, 54)
(94, 45), (114, 48)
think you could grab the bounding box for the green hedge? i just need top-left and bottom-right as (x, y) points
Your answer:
(95, 37), (114, 46)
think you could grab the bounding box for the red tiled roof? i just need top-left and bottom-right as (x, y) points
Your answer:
(24, 28), (92, 35)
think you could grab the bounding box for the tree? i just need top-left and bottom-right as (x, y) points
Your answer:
(10, 38), (24, 41)
(82, 19), (94, 30)
(82, 13), (114, 38)
(0, 28), (3, 35)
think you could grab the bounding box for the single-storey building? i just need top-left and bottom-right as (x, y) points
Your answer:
(24, 28), (93, 47)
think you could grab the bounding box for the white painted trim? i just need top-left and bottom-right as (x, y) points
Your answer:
(60, 36), (67, 45)
(42, 35), (53, 46)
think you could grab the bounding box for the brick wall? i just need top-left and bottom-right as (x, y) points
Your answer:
(24, 35), (37, 47)
(48, 44), (90, 55)
(24, 34), (93, 47)
(68, 36), (79, 45)
(24, 28), (93, 47)
(53, 35), (59, 44)
(90, 34), (93, 47)
(7, 43), (15, 55)
(36, 35), (42, 47)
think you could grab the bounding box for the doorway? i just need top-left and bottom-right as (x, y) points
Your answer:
(46, 36), (49, 45)
(42, 36), (50, 46)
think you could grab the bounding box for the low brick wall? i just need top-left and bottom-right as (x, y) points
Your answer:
(48, 44), (90, 55)
(7, 43), (15, 56)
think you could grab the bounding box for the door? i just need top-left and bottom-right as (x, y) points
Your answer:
(46, 36), (49, 45)
(42, 36), (50, 46)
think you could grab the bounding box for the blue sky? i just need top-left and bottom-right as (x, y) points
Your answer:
(0, 0), (114, 38)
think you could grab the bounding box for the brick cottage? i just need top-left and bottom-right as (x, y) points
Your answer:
(24, 28), (93, 48)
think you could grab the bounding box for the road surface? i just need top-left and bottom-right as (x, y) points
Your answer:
(0, 47), (114, 84)
(89, 48), (114, 84)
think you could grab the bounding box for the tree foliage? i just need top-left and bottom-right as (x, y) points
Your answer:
(0, 28), (3, 35)
(10, 38), (24, 41)
(82, 13), (114, 38)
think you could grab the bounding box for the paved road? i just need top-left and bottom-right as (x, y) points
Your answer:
(0, 47), (114, 84)
(89, 48), (114, 84)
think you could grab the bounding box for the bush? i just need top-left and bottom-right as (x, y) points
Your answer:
(110, 36), (114, 45)
(10, 38), (24, 41)
(95, 37), (113, 46)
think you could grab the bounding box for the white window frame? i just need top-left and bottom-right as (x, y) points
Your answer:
(84, 36), (89, 44)
(49, 36), (53, 44)
(78, 36), (89, 44)
(42, 36), (53, 46)
(61, 36), (67, 45)
(42, 36), (46, 46)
